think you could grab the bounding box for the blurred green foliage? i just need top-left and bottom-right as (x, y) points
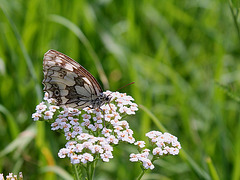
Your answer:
(1, 0), (240, 179)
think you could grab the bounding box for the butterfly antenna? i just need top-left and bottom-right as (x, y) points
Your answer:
(106, 82), (135, 97)
(114, 82), (135, 92)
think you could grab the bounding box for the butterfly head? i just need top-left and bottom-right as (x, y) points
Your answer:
(105, 94), (112, 103)
(101, 93), (112, 106)
(91, 92), (112, 109)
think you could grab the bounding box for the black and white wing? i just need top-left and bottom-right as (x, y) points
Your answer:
(42, 49), (103, 109)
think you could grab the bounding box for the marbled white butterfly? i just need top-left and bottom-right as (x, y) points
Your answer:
(42, 49), (111, 109)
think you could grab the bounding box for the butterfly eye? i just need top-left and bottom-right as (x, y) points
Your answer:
(106, 96), (111, 102)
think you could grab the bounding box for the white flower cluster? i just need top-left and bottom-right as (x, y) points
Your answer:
(32, 91), (138, 164)
(130, 149), (155, 170)
(58, 133), (115, 163)
(0, 172), (23, 180)
(130, 131), (181, 170)
(146, 131), (181, 156)
(102, 90), (138, 116)
(32, 90), (181, 170)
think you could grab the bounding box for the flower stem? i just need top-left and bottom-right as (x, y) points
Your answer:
(86, 163), (91, 180)
(73, 164), (81, 180)
(90, 160), (97, 179)
(137, 168), (146, 180)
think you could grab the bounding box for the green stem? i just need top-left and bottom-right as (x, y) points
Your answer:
(91, 160), (97, 179)
(73, 164), (81, 180)
(86, 163), (91, 180)
(137, 168), (146, 180)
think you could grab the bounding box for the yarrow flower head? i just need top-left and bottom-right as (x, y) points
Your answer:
(129, 131), (181, 170)
(32, 91), (138, 165)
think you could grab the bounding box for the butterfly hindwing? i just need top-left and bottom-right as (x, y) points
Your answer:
(43, 49), (104, 109)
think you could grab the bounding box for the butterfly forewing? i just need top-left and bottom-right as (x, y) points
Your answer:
(42, 49), (107, 109)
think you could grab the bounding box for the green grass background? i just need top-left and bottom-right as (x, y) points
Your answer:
(1, 0), (240, 179)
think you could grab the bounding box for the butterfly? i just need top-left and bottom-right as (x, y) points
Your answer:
(42, 49), (111, 109)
